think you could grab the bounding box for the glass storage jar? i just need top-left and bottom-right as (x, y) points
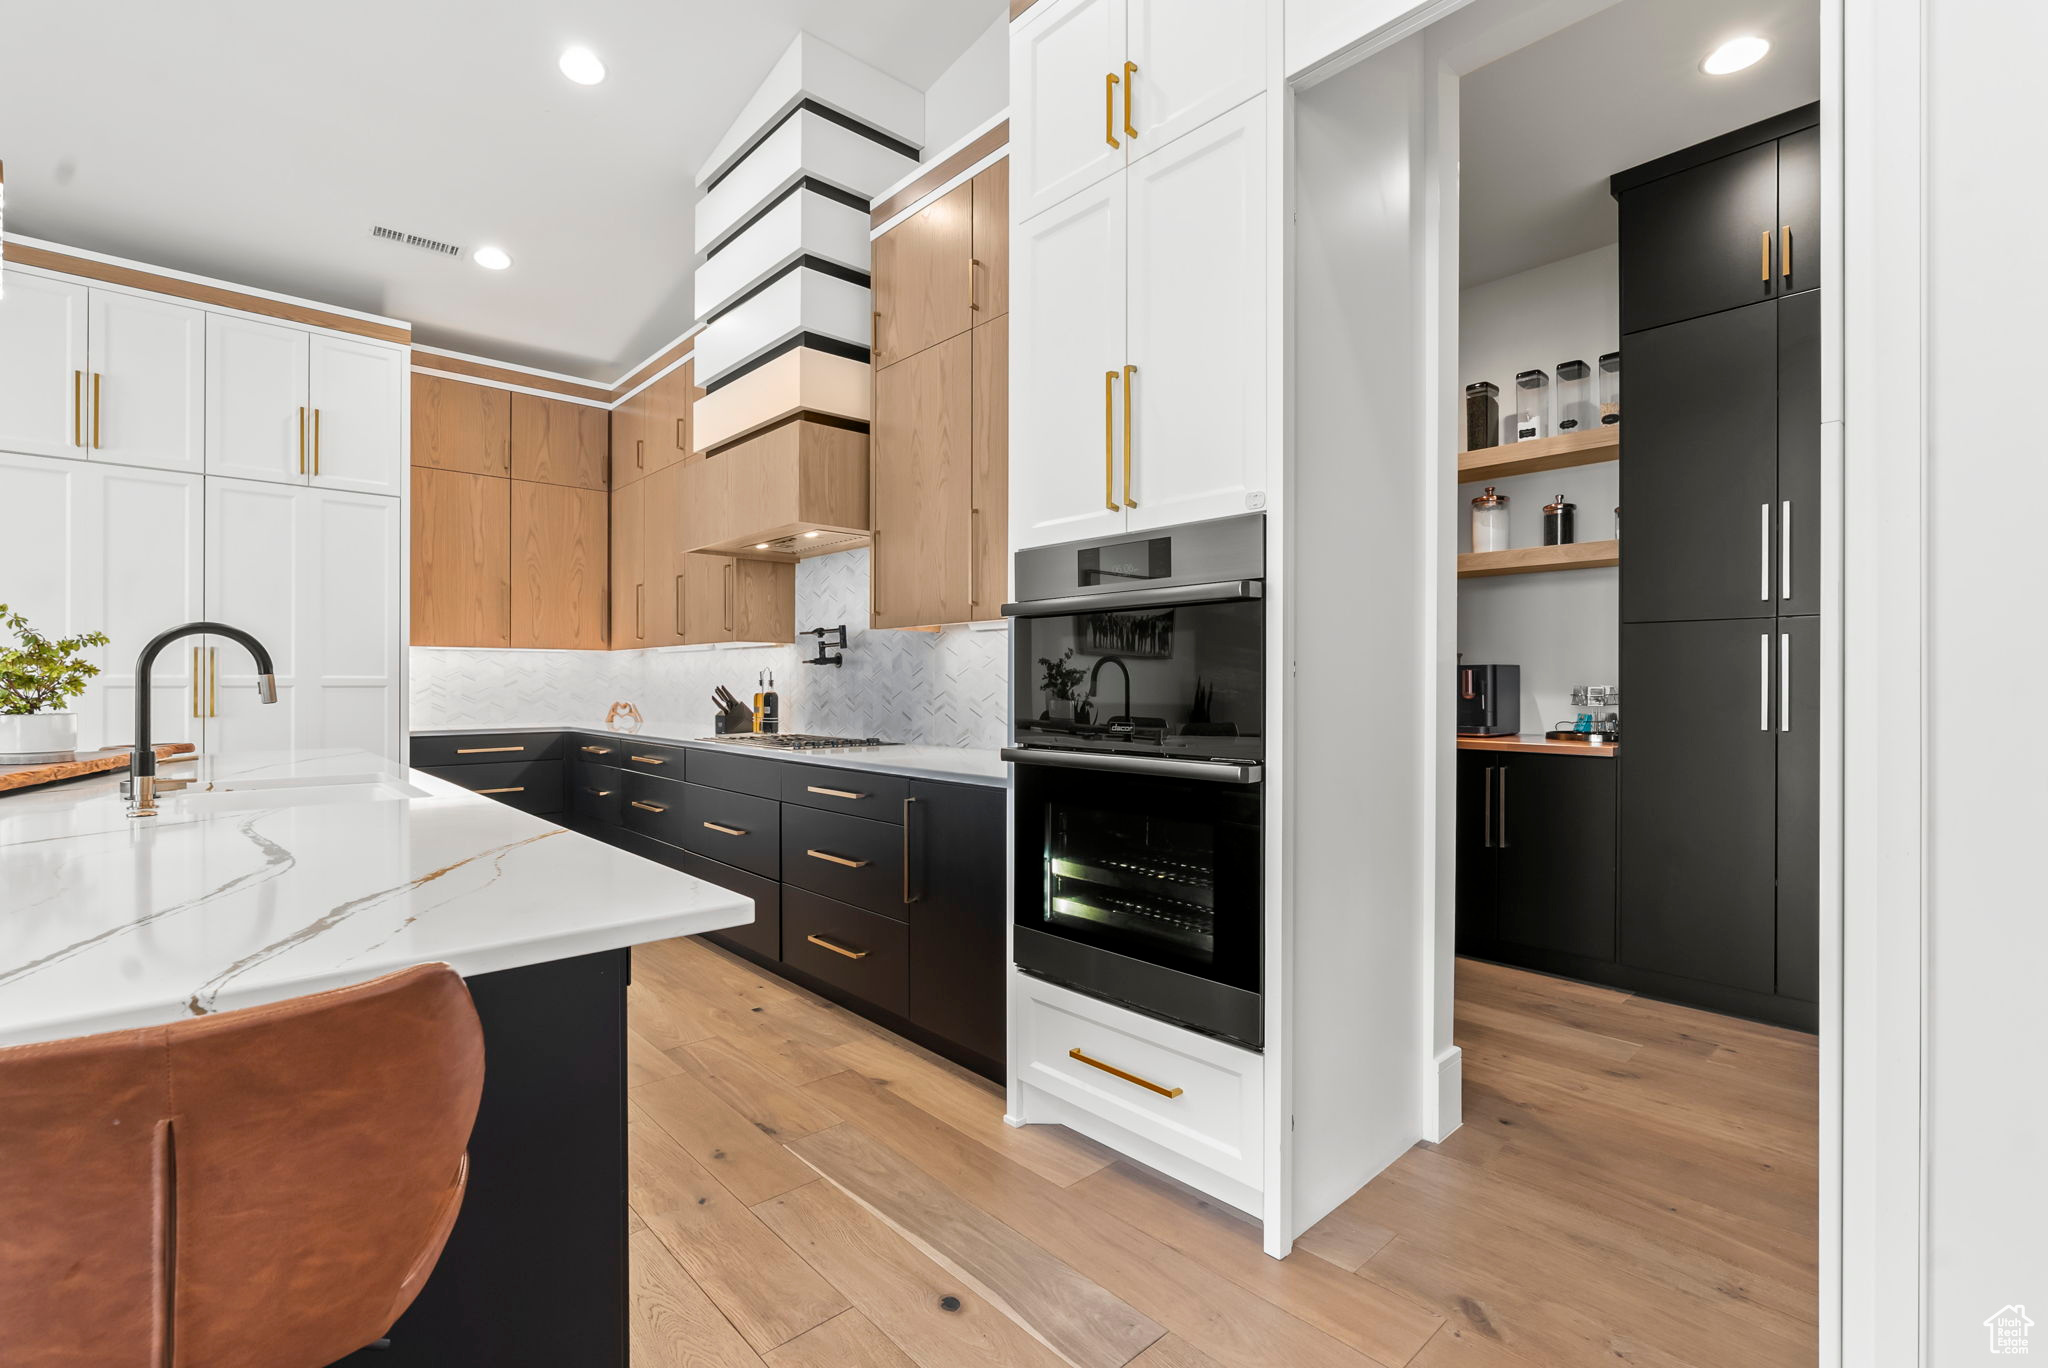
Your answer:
(1470, 486), (1510, 553)
(1464, 381), (1500, 451)
(1598, 351), (1621, 426)
(1555, 359), (1593, 432)
(1542, 493), (1576, 546)
(1513, 369), (1550, 441)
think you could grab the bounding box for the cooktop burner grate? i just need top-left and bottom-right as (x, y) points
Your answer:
(701, 733), (896, 751)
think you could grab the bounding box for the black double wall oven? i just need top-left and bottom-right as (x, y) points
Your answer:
(1002, 514), (1266, 1049)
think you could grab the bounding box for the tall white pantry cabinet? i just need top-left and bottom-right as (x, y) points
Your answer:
(0, 257), (407, 759)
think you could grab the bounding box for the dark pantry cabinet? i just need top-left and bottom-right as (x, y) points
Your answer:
(1456, 750), (1618, 967)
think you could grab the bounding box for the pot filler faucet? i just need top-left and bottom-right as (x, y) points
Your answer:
(128, 621), (277, 817)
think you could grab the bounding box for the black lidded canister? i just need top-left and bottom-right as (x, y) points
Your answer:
(1464, 381), (1499, 451)
(1542, 493), (1576, 546)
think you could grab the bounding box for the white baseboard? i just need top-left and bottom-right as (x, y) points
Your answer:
(1426, 1045), (1463, 1142)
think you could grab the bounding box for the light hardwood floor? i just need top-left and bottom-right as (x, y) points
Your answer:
(626, 941), (1818, 1368)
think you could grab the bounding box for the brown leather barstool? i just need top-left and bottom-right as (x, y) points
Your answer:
(0, 962), (485, 1368)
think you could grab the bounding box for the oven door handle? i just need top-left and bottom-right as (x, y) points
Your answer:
(1000, 579), (1263, 618)
(1001, 747), (1261, 785)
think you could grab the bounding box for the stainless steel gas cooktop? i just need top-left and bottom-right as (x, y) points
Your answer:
(700, 733), (895, 751)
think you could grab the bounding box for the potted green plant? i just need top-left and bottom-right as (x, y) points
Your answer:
(0, 605), (109, 764)
(1036, 648), (1085, 721)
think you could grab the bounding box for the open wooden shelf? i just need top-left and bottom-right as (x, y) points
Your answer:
(1458, 426), (1619, 484)
(1458, 539), (1619, 579)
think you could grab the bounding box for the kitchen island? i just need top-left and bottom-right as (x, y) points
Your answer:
(0, 748), (754, 1367)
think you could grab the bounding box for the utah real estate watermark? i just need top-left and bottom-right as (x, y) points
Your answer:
(1985, 1304), (2034, 1355)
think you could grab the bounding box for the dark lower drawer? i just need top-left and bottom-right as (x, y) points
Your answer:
(569, 761), (624, 826)
(621, 770), (690, 845)
(780, 763), (909, 821)
(619, 741), (689, 778)
(422, 759), (564, 815)
(686, 747), (780, 799)
(681, 783), (781, 880)
(568, 736), (630, 769)
(781, 888), (908, 1017)
(684, 857), (782, 963)
(782, 803), (906, 920)
(412, 732), (562, 767)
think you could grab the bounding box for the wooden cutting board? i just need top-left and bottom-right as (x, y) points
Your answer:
(0, 742), (199, 794)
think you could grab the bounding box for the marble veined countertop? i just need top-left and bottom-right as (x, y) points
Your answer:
(0, 749), (752, 1048)
(414, 727), (1011, 787)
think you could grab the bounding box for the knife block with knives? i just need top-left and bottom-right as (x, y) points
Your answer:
(712, 685), (755, 734)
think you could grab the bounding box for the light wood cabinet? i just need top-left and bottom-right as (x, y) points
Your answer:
(641, 461), (686, 647)
(511, 393), (609, 489)
(512, 480), (608, 649)
(410, 466), (510, 647)
(411, 372), (509, 476)
(971, 315), (1010, 618)
(610, 478), (646, 647)
(610, 382), (650, 486)
(679, 420), (870, 557)
(971, 164), (1011, 320)
(872, 333), (973, 629)
(874, 183), (975, 368)
(643, 360), (700, 472)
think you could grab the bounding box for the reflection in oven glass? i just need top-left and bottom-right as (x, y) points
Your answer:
(1046, 807), (1218, 968)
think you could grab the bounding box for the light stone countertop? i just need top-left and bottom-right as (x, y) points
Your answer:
(413, 727), (1011, 787)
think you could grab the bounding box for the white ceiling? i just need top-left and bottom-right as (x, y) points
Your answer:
(1459, 0), (1820, 287)
(0, 0), (1004, 380)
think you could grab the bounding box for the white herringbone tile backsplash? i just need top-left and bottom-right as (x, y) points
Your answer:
(410, 549), (1010, 749)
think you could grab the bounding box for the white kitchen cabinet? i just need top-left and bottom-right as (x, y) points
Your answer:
(0, 271), (89, 460)
(0, 452), (205, 752)
(1010, 174), (1131, 549)
(204, 478), (401, 759)
(1125, 0), (1267, 160)
(207, 320), (404, 496)
(307, 334), (406, 496)
(1012, 0), (1128, 224)
(1125, 96), (1268, 531)
(86, 290), (205, 473)
(206, 313), (310, 484)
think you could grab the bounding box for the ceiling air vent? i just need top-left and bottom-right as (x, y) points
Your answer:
(370, 225), (463, 258)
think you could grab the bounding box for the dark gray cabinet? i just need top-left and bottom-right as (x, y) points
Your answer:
(1778, 289), (1822, 618)
(905, 780), (1007, 1070)
(1778, 125), (1822, 297)
(1457, 750), (1617, 967)
(1776, 617), (1821, 1003)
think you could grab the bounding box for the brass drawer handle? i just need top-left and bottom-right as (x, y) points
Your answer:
(456, 745), (524, 754)
(631, 800), (668, 813)
(475, 786), (526, 795)
(806, 934), (868, 960)
(585, 788), (614, 797)
(581, 745), (613, 755)
(702, 821), (748, 836)
(629, 754), (665, 764)
(806, 785), (868, 800)
(1067, 1048), (1183, 1099)
(807, 849), (869, 869)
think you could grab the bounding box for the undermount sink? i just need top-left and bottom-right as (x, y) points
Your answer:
(167, 774), (430, 813)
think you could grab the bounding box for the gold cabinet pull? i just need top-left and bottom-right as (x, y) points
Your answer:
(208, 647), (218, 719)
(457, 745), (524, 754)
(636, 437), (645, 469)
(475, 786), (527, 795)
(297, 406), (307, 474)
(635, 582), (645, 640)
(1121, 364), (1137, 508)
(585, 788), (614, 797)
(190, 646), (202, 719)
(969, 257), (982, 313)
(628, 753), (665, 764)
(580, 744), (613, 754)
(630, 800), (667, 813)
(806, 785), (868, 800)
(806, 848), (869, 869)
(1123, 61), (1138, 139)
(313, 407), (322, 475)
(1068, 1047), (1182, 1099)
(1104, 370), (1119, 510)
(902, 796), (918, 904)
(1105, 72), (1121, 149)
(73, 371), (83, 447)
(1761, 230), (1771, 281)
(723, 562), (735, 633)
(92, 372), (103, 449)
(675, 572), (686, 638)
(1781, 224), (1792, 279)
(702, 821), (747, 836)
(806, 933), (868, 960)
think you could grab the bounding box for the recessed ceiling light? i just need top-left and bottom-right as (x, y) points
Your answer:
(803, 531), (821, 539)
(754, 543), (771, 551)
(472, 246), (512, 271)
(559, 46), (606, 85)
(1702, 35), (1770, 75)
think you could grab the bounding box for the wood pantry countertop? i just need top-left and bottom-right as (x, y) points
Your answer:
(1457, 734), (1617, 757)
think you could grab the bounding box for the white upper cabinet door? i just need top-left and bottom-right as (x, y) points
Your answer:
(1126, 96), (1267, 533)
(86, 290), (205, 473)
(308, 334), (405, 496)
(0, 453), (203, 751)
(1011, 173), (1129, 551)
(304, 490), (402, 757)
(205, 477), (307, 753)
(0, 272), (89, 459)
(1125, 0), (1267, 159)
(206, 313), (311, 484)
(1012, 0), (1127, 223)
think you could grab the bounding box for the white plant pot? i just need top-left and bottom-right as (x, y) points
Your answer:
(0, 711), (80, 765)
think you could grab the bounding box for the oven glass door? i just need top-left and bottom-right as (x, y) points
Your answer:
(1010, 596), (1264, 763)
(1013, 762), (1261, 995)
